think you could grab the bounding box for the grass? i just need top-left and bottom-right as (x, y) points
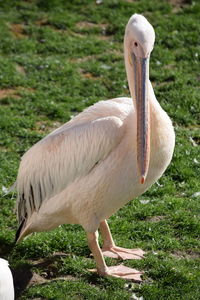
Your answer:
(0, 0), (199, 299)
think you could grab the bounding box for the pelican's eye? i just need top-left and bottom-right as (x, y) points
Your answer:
(134, 42), (138, 47)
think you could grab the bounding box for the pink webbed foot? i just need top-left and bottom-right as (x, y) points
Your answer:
(102, 246), (145, 260)
(89, 264), (143, 281)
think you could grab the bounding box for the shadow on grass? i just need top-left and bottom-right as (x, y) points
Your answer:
(0, 237), (123, 298)
(0, 237), (30, 298)
(12, 264), (33, 299)
(0, 237), (31, 298)
(0, 236), (15, 256)
(12, 252), (118, 298)
(12, 253), (79, 299)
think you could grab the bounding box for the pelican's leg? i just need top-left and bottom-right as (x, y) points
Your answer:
(87, 231), (143, 281)
(99, 220), (145, 260)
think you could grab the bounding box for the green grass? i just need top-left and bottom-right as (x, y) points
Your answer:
(0, 0), (200, 299)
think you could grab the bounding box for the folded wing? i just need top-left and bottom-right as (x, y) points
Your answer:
(16, 110), (125, 226)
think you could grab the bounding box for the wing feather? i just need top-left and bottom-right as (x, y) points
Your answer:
(16, 103), (126, 224)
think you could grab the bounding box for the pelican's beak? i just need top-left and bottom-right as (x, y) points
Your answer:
(132, 54), (150, 184)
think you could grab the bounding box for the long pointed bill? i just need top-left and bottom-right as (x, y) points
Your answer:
(132, 54), (150, 184)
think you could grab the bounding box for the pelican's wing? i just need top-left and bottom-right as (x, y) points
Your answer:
(16, 111), (125, 225)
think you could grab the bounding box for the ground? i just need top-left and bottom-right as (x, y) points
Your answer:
(0, 0), (199, 299)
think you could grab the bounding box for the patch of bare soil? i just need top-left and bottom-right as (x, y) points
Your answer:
(76, 21), (107, 30)
(35, 19), (65, 33)
(0, 87), (35, 100)
(0, 87), (36, 105)
(71, 31), (86, 38)
(168, 0), (192, 13)
(35, 19), (49, 26)
(0, 146), (7, 152)
(9, 23), (26, 39)
(79, 69), (99, 79)
(19, 87), (35, 93)
(185, 124), (200, 130)
(97, 35), (112, 41)
(147, 216), (166, 222)
(171, 250), (200, 259)
(15, 64), (26, 75)
(30, 253), (77, 281)
(29, 272), (47, 285)
(0, 89), (20, 99)
(163, 63), (176, 70)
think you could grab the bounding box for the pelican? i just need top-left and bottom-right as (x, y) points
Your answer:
(0, 258), (14, 300)
(15, 14), (175, 280)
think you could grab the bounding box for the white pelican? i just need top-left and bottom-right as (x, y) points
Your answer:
(15, 14), (175, 280)
(0, 258), (14, 300)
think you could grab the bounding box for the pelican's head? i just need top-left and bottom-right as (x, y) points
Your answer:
(124, 14), (155, 184)
(125, 14), (155, 59)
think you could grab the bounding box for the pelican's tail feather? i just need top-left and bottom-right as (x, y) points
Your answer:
(15, 216), (31, 243)
(15, 219), (25, 243)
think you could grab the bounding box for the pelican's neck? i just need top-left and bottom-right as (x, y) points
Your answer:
(148, 80), (162, 113)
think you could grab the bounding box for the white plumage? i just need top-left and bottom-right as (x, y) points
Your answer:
(0, 258), (14, 300)
(15, 14), (175, 280)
